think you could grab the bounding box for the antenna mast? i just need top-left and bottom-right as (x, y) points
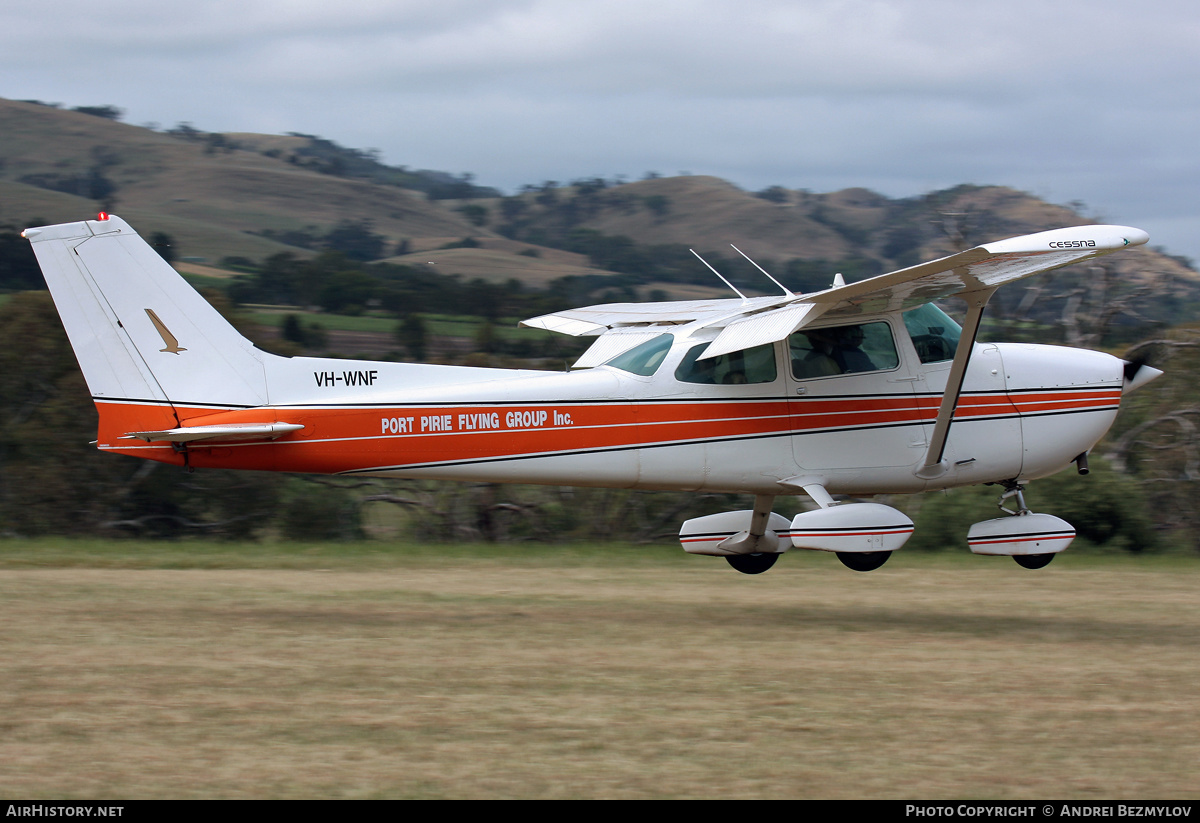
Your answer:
(689, 249), (746, 301)
(730, 244), (795, 297)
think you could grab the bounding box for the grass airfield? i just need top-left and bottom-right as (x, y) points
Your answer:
(1, 539), (1197, 799)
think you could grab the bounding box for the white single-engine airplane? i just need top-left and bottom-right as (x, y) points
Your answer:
(23, 214), (1161, 573)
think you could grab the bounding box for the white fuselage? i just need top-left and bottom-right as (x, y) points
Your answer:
(162, 319), (1122, 497)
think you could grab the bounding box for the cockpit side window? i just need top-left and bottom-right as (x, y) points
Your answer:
(788, 321), (899, 379)
(675, 342), (777, 385)
(604, 333), (674, 376)
(902, 304), (962, 364)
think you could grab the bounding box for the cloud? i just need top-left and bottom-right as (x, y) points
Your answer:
(1, 0), (1197, 259)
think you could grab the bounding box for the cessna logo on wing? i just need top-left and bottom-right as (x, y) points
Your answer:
(1049, 240), (1097, 248)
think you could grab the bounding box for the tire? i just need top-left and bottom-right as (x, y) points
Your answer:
(836, 551), (891, 572)
(1013, 553), (1055, 570)
(725, 553), (779, 575)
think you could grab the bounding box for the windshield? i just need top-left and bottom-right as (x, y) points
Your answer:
(903, 304), (962, 364)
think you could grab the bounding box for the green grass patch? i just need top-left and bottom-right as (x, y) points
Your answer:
(244, 309), (398, 333)
(0, 537), (689, 570)
(180, 272), (238, 292)
(0, 537), (1193, 572)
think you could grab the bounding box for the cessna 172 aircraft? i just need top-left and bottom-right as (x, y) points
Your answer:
(23, 214), (1160, 574)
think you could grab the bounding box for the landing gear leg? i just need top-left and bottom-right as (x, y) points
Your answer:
(722, 494), (783, 574)
(997, 481), (1031, 516)
(996, 481), (1056, 570)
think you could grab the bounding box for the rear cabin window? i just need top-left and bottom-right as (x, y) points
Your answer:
(675, 342), (777, 385)
(604, 333), (674, 376)
(788, 321), (899, 379)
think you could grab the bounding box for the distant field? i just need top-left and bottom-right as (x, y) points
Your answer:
(246, 308), (399, 334)
(179, 271), (237, 293)
(1, 539), (1196, 799)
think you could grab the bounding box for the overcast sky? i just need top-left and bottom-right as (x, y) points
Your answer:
(3, 0), (1197, 262)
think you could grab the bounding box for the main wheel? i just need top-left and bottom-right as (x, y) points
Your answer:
(1013, 553), (1055, 570)
(725, 552), (778, 575)
(836, 551), (891, 572)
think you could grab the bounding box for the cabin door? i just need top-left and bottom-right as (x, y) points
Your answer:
(784, 318), (924, 473)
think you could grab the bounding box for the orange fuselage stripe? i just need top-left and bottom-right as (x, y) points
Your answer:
(92, 388), (1119, 473)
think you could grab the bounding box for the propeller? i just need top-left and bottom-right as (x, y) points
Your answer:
(1122, 356), (1164, 394)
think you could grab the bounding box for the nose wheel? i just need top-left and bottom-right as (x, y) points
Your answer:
(1013, 553), (1055, 570)
(967, 481), (1074, 569)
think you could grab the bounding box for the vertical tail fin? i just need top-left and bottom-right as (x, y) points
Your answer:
(23, 215), (268, 410)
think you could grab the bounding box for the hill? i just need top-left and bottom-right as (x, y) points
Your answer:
(2, 96), (1197, 327)
(476, 175), (1199, 301)
(0, 99), (490, 258)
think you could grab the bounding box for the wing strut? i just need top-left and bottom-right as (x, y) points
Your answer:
(916, 288), (997, 479)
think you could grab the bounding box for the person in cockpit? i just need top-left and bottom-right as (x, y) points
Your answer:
(830, 325), (875, 373)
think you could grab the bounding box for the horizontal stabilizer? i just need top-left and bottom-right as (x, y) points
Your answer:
(121, 422), (304, 443)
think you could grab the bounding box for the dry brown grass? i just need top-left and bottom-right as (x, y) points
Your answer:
(0, 546), (1197, 799)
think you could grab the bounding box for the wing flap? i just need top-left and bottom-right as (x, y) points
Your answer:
(520, 296), (783, 336)
(699, 303), (831, 360)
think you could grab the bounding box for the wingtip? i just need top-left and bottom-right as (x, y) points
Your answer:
(1122, 227), (1150, 247)
(983, 224), (1151, 254)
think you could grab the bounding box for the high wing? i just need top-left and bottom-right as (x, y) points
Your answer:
(521, 224), (1150, 360)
